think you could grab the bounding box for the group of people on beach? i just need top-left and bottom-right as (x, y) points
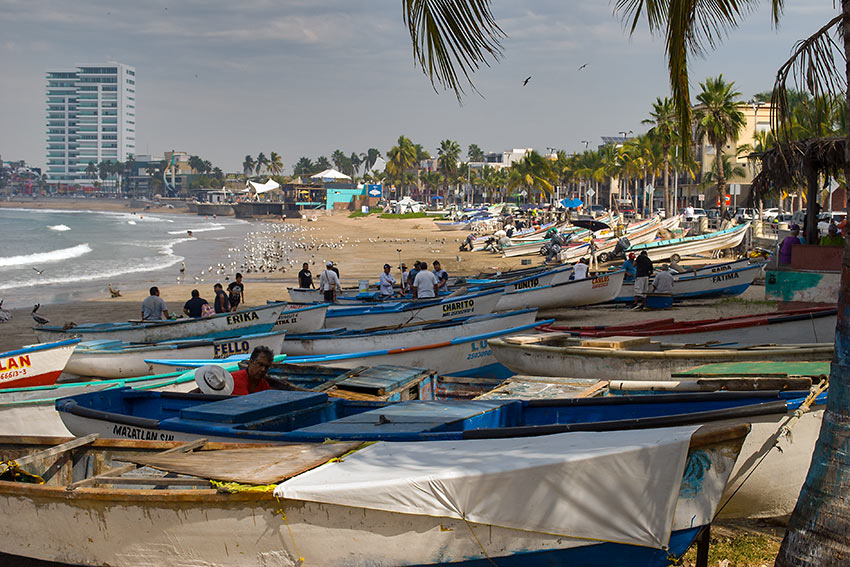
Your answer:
(140, 274), (246, 321)
(296, 259), (449, 302)
(779, 223), (845, 265)
(622, 251), (674, 309)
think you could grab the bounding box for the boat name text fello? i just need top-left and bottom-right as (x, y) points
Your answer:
(227, 311), (259, 325)
(112, 425), (175, 441)
(442, 299), (475, 317)
(513, 278), (539, 290)
(214, 340), (250, 359)
(0, 355), (30, 381)
(711, 272), (740, 283)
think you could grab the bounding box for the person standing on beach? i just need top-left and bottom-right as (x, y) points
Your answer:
(407, 261), (421, 291)
(319, 261), (342, 302)
(298, 263), (314, 289)
(400, 264), (410, 293)
(213, 283), (231, 313)
(227, 273), (244, 311)
(379, 264), (396, 297)
(432, 261), (448, 292)
(622, 252), (637, 281)
(573, 258), (589, 280)
(141, 287), (169, 320)
(633, 251), (653, 309)
(182, 289), (208, 318)
(413, 260), (439, 299)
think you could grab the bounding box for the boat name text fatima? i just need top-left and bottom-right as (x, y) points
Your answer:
(227, 311), (259, 325)
(112, 425), (175, 441)
(513, 278), (539, 290)
(214, 340), (250, 359)
(442, 299), (475, 317)
(0, 356), (31, 381)
(712, 272), (740, 283)
(592, 275), (610, 288)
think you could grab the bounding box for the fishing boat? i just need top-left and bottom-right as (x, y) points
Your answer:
(323, 288), (504, 329)
(488, 333), (833, 381)
(281, 310), (538, 356)
(147, 318), (549, 378)
(269, 363), (438, 402)
(539, 306), (837, 346)
(434, 219), (471, 231)
(0, 339), (80, 389)
(65, 331), (287, 379)
(494, 270), (625, 312)
(613, 263), (761, 302)
(34, 303), (286, 344)
(0, 424), (745, 566)
(628, 222), (749, 261)
(271, 302), (327, 333)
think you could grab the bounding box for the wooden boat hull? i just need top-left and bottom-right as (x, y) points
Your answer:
(494, 270), (625, 312)
(282, 310), (538, 356)
(0, 427), (745, 566)
(615, 263), (760, 302)
(488, 337), (833, 381)
(435, 220), (471, 231)
(271, 303), (328, 333)
(66, 331), (287, 379)
(35, 303), (285, 344)
(0, 339), (80, 389)
(629, 223), (749, 261)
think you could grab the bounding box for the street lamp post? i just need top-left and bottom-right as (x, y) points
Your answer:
(748, 98), (765, 219)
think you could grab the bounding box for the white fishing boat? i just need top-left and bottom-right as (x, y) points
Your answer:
(65, 331), (287, 379)
(271, 303), (328, 333)
(493, 270), (625, 312)
(434, 220), (471, 231)
(488, 333), (833, 381)
(0, 424), (747, 566)
(614, 263), (761, 302)
(281, 310), (538, 356)
(34, 303), (286, 344)
(0, 339), (80, 389)
(629, 222), (749, 261)
(323, 288), (504, 329)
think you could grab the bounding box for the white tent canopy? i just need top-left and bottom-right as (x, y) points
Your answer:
(311, 168), (351, 181)
(246, 179), (280, 194)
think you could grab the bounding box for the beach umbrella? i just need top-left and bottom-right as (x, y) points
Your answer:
(560, 198), (584, 208)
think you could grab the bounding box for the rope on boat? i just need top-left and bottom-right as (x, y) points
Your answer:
(0, 460), (44, 484)
(713, 377), (828, 518)
(463, 516), (500, 567)
(274, 497), (306, 565)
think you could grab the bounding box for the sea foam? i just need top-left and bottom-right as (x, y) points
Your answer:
(0, 243), (92, 268)
(48, 224), (71, 231)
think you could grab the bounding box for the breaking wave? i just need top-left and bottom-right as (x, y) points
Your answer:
(48, 224), (71, 231)
(0, 244), (92, 268)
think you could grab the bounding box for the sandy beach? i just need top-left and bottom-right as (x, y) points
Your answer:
(0, 198), (776, 352)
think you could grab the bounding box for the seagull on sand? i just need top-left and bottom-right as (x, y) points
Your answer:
(522, 76), (532, 86)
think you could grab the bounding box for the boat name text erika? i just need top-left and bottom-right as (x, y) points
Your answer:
(214, 340), (251, 358)
(442, 299), (475, 317)
(112, 424), (175, 441)
(227, 311), (260, 325)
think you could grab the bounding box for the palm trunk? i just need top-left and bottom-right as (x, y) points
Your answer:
(775, 2), (850, 564)
(716, 143), (727, 216)
(663, 148), (670, 218)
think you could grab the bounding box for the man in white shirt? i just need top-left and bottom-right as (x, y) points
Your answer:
(319, 261), (342, 302)
(413, 262), (439, 298)
(685, 205), (695, 220)
(651, 264), (675, 294)
(379, 264), (396, 296)
(573, 258), (589, 280)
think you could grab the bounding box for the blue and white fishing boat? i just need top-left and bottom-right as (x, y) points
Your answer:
(65, 331), (288, 379)
(628, 222), (749, 261)
(0, 423), (747, 567)
(323, 288), (504, 329)
(34, 303), (286, 344)
(494, 269), (626, 311)
(146, 318), (549, 378)
(281, 309), (538, 356)
(271, 302), (328, 333)
(613, 263), (761, 302)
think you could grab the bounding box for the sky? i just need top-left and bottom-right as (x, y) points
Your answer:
(0, 0), (839, 174)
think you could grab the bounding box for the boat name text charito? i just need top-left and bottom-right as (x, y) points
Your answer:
(711, 272), (740, 283)
(591, 275), (610, 289)
(214, 340), (250, 359)
(513, 278), (539, 290)
(112, 424), (175, 441)
(442, 299), (475, 317)
(227, 311), (259, 325)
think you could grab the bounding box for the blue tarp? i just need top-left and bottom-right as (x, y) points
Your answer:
(561, 198), (584, 208)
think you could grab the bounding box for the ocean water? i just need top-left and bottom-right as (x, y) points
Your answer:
(0, 208), (258, 309)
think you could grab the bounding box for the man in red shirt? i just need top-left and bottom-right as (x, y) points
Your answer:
(230, 346), (274, 395)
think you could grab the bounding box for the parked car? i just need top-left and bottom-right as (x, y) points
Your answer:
(707, 208), (721, 220)
(589, 204), (607, 216)
(762, 208), (781, 222)
(734, 208), (757, 222)
(817, 211), (847, 236)
(686, 208), (707, 220)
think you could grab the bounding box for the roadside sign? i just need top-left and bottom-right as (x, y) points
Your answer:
(586, 189), (596, 198)
(724, 194), (732, 205)
(698, 194), (705, 201)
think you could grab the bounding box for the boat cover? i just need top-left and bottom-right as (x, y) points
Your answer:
(276, 426), (700, 549)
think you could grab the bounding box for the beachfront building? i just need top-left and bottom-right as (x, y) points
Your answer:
(45, 62), (136, 188)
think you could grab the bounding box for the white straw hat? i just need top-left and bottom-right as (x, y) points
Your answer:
(194, 365), (234, 395)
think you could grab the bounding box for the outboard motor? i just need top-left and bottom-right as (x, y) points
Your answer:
(599, 237), (632, 263)
(459, 233), (476, 252)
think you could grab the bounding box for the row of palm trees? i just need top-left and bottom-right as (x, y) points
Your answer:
(242, 152), (284, 178)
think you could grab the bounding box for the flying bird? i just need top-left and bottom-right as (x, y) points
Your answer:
(31, 304), (49, 325)
(32, 267), (44, 275)
(577, 63), (588, 71)
(522, 76), (532, 86)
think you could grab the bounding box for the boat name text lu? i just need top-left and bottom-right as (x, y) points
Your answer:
(467, 340), (492, 360)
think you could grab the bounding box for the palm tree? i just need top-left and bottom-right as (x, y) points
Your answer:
(314, 156), (332, 172)
(267, 152), (283, 175)
(643, 97), (678, 217)
(242, 155), (255, 178)
(85, 161), (98, 180)
(349, 152), (362, 177)
(361, 148), (382, 173)
(331, 150), (347, 172)
(437, 139), (461, 201)
(693, 75), (746, 216)
(188, 155), (205, 174)
(293, 157), (313, 177)
(508, 151), (554, 204)
(386, 136), (417, 196)
(254, 152), (268, 176)
(467, 143), (485, 162)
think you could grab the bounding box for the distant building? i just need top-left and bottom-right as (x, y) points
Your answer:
(45, 62), (136, 186)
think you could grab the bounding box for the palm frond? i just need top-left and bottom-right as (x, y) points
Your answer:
(772, 14), (846, 145)
(403, 0), (506, 101)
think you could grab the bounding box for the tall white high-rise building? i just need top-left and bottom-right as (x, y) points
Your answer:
(45, 62), (136, 185)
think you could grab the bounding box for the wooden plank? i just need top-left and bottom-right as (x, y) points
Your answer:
(67, 438), (207, 490)
(97, 476), (211, 487)
(579, 336), (651, 349)
(574, 380), (609, 398)
(122, 442), (361, 485)
(14, 434), (99, 467)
